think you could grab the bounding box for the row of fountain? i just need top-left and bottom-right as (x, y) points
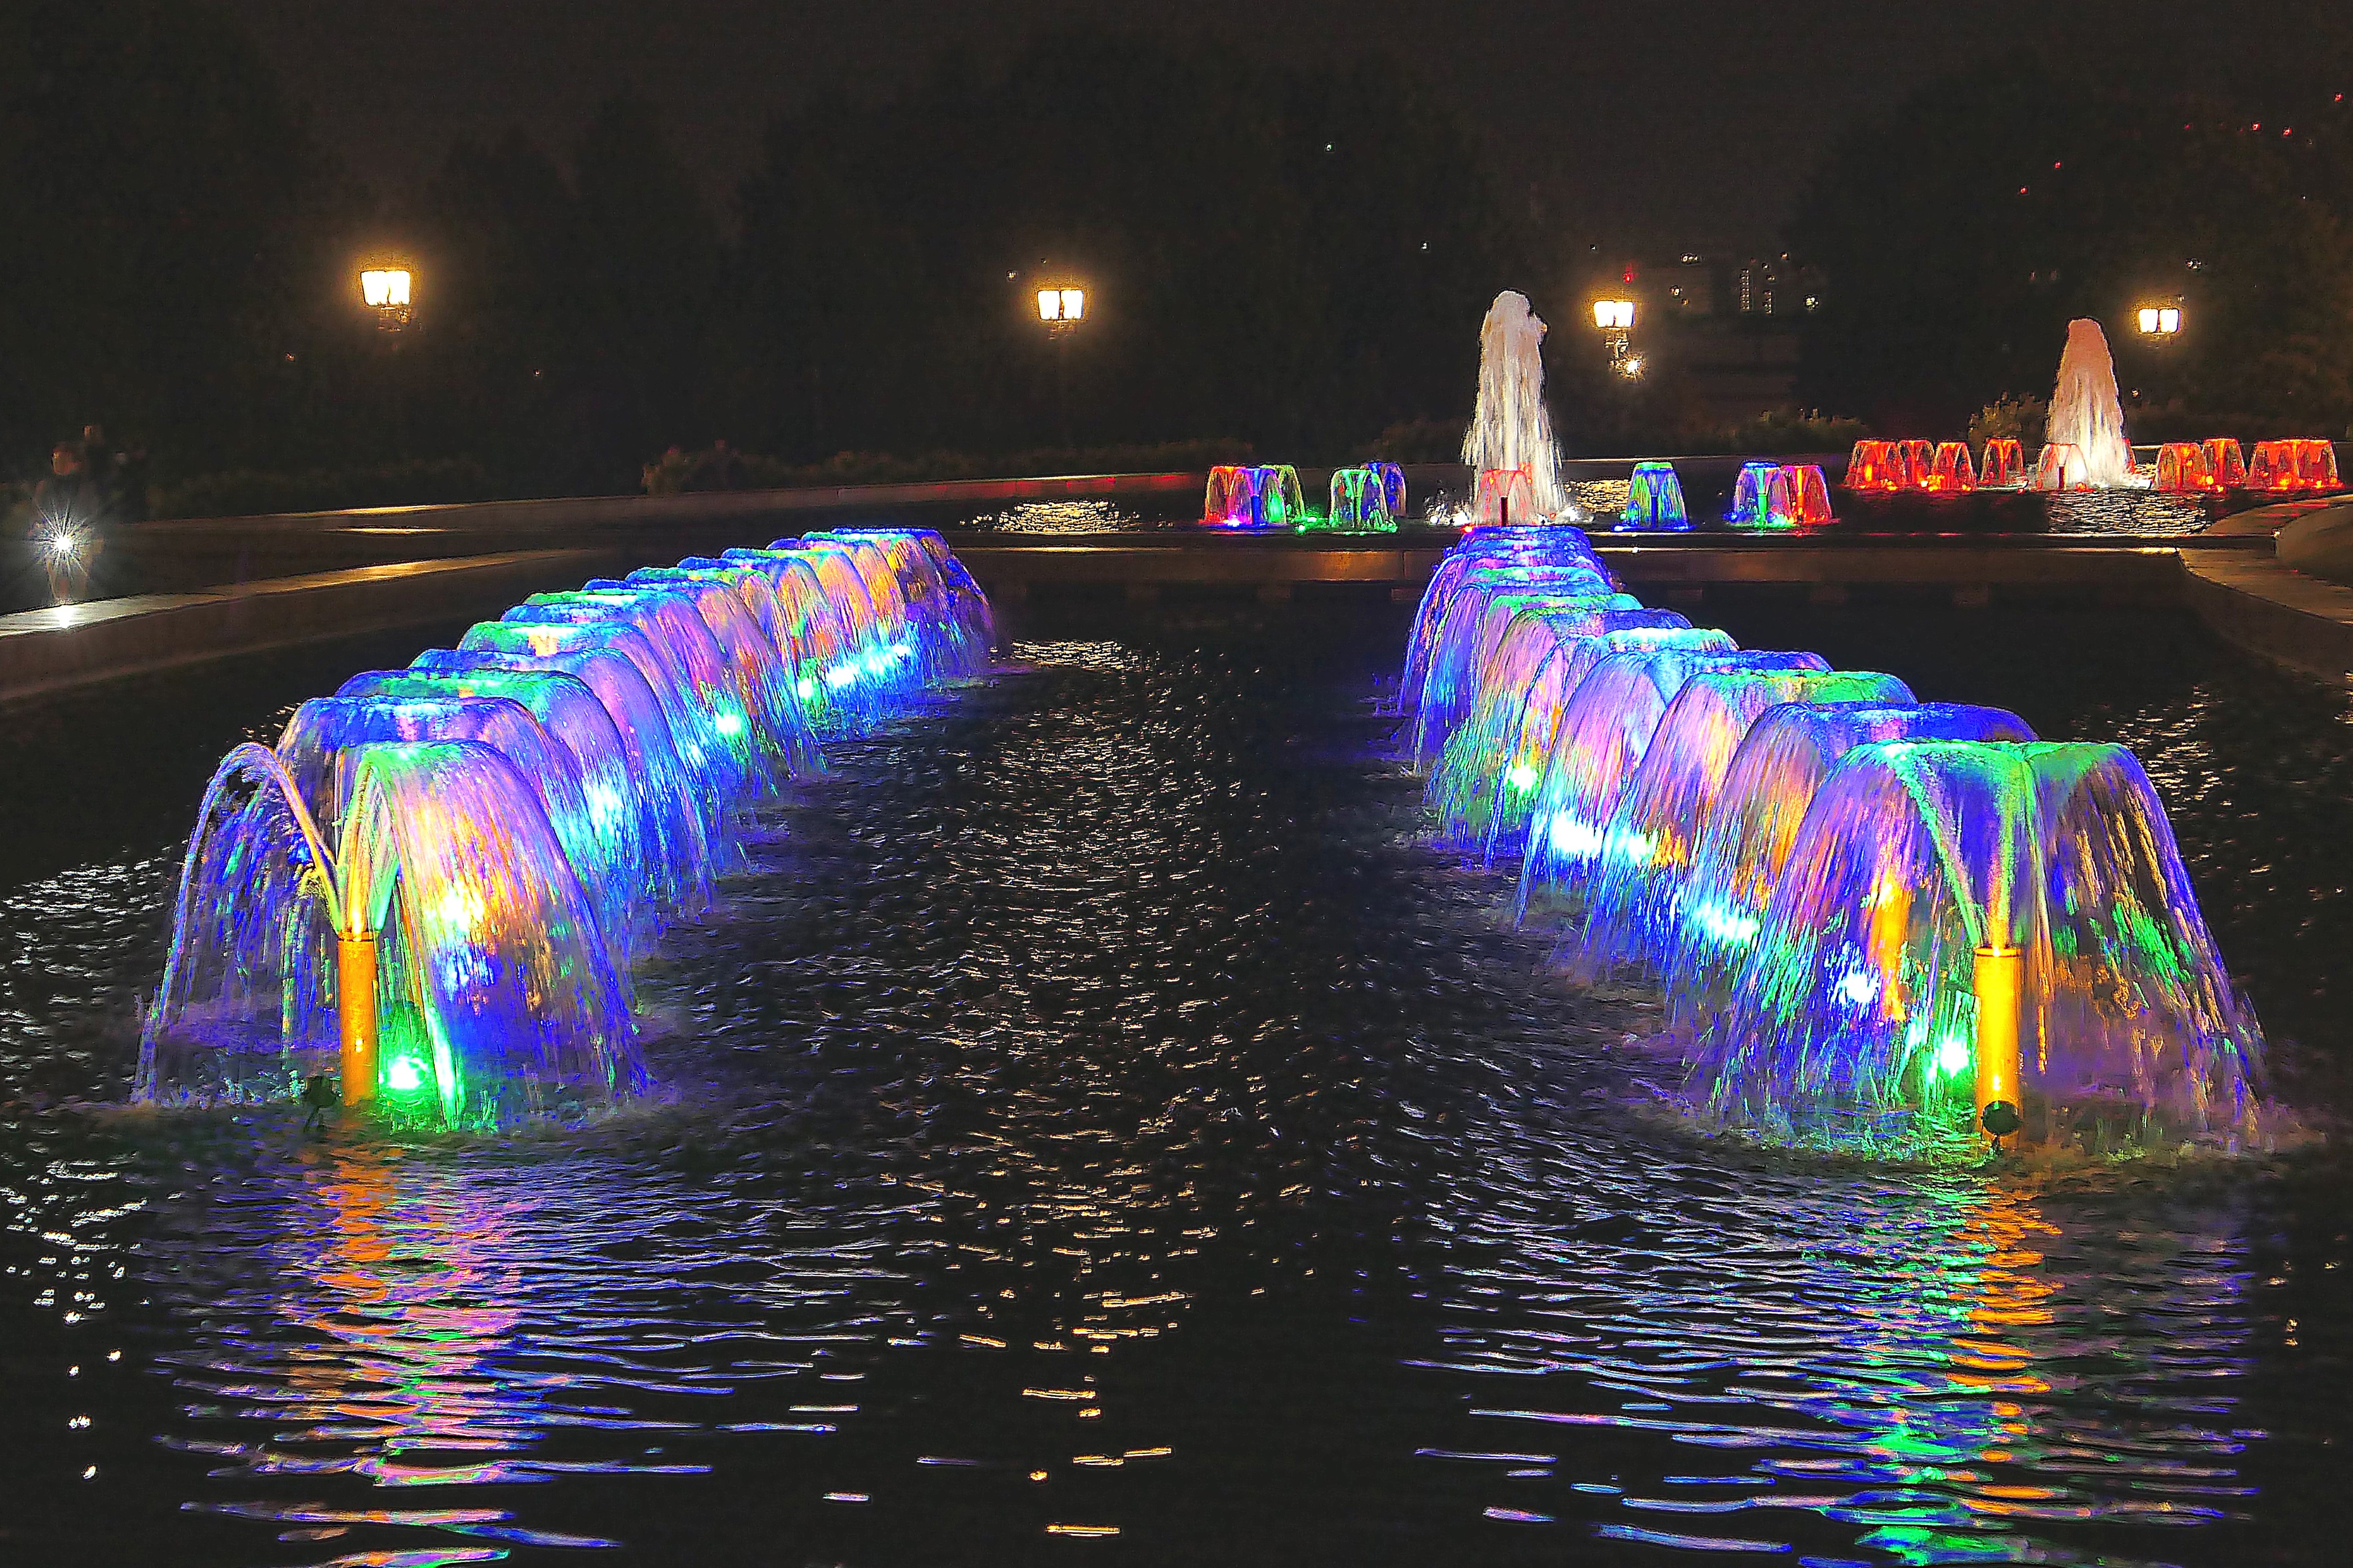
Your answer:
(134, 529), (995, 1128)
(1853, 321), (2340, 498)
(1204, 462), (1408, 530)
(1426, 295), (2263, 1159)
(1849, 434), (2339, 496)
(1400, 523), (2263, 1157)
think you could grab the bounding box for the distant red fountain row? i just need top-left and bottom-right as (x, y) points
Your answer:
(1845, 436), (2340, 495)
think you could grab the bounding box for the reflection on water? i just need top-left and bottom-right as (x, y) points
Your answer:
(0, 611), (2347, 1563)
(970, 499), (1171, 534)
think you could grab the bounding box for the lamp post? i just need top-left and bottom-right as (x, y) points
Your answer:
(1035, 282), (1086, 447)
(1592, 297), (1637, 374)
(361, 266), (414, 331)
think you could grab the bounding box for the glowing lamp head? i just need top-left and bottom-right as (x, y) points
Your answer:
(361, 268), (412, 308)
(1037, 286), (1085, 324)
(2137, 304), (2180, 336)
(1592, 299), (1636, 330)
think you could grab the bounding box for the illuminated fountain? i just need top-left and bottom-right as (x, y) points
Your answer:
(2203, 437), (2247, 489)
(1398, 519), (2264, 1162)
(1662, 702), (2034, 1024)
(1317, 463), (1405, 532)
(1980, 438), (2025, 486)
(137, 526), (994, 1129)
(2250, 438), (2344, 493)
(1464, 291), (1569, 522)
(1895, 439), (1936, 490)
(2041, 319), (2137, 488)
(1205, 464), (1307, 527)
(1618, 461), (1690, 530)
(1844, 441), (1904, 494)
(1731, 462), (1834, 529)
(1691, 741), (2261, 1156)
(2155, 442), (2216, 493)
(1926, 442), (1976, 493)
(1570, 667), (1921, 980)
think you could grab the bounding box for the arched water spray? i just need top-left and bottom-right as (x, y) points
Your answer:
(139, 526), (995, 1130)
(1396, 502), (2262, 1159)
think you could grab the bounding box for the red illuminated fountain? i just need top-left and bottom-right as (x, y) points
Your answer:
(1845, 440), (1904, 493)
(2155, 443), (2217, 493)
(2249, 439), (2343, 493)
(1925, 442), (1976, 493)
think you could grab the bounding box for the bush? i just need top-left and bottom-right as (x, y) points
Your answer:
(1968, 397), (2047, 449)
(1709, 407), (1869, 456)
(1359, 418), (1468, 464)
(641, 439), (1258, 493)
(152, 458), (509, 520)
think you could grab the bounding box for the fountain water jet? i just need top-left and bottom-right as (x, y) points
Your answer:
(1463, 291), (1568, 519)
(2043, 320), (2136, 487)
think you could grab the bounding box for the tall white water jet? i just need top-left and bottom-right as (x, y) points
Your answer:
(2043, 319), (2137, 487)
(1464, 291), (1570, 518)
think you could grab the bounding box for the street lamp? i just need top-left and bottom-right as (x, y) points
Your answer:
(1592, 297), (1637, 372)
(2135, 303), (2182, 336)
(361, 266), (413, 330)
(1037, 285), (1086, 337)
(1034, 280), (1088, 446)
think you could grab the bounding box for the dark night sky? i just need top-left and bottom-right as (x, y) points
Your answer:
(217, 0), (2162, 248)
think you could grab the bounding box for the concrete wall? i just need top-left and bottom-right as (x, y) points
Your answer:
(0, 550), (612, 707)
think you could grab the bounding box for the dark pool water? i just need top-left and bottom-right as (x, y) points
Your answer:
(3, 604), (2352, 1566)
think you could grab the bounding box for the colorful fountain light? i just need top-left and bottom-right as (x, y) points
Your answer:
(2155, 442), (2218, 493)
(2202, 437), (2247, 489)
(1318, 463), (1406, 532)
(1895, 439), (1936, 491)
(1844, 441), (1905, 494)
(2249, 438), (2343, 493)
(1765, 465), (1835, 528)
(1398, 518), (2263, 1162)
(1205, 464), (1307, 527)
(1728, 462), (1834, 529)
(1618, 461), (1690, 531)
(1925, 442), (1976, 494)
(137, 527), (995, 1130)
(1728, 461), (1780, 526)
(2032, 442), (2091, 492)
(1980, 438), (2025, 487)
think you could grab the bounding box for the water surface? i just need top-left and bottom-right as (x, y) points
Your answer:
(2, 604), (2348, 1566)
